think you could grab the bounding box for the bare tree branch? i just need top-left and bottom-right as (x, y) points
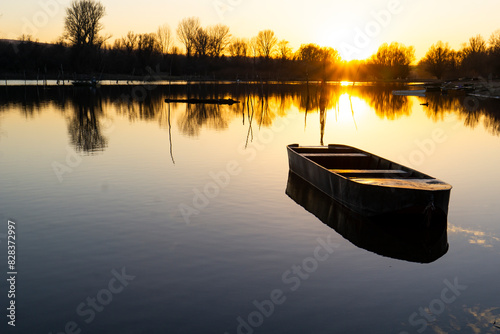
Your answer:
(64, 0), (106, 48)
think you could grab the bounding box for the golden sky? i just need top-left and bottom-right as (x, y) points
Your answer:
(1, 0), (500, 60)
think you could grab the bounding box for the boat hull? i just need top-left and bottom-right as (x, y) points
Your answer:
(287, 144), (451, 217)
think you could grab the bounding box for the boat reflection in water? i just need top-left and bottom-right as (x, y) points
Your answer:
(286, 172), (449, 263)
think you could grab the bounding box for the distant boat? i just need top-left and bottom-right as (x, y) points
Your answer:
(423, 85), (442, 92)
(72, 79), (100, 88)
(467, 93), (500, 100)
(287, 144), (452, 217)
(392, 89), (426, 97)
(286, 171), (449, 263)
(441, 82), (475, 94)
(165, 98), (239, 105)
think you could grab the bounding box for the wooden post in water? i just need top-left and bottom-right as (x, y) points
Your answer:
(61, 64), (65, 86)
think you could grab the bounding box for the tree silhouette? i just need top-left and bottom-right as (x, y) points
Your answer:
(177, 17), (200, 57)
(369, 42), (415, 79)
(157, 24), (173, 55)
(207, 24), (231, 57)
(490, 30), (500, 54)
(296, 44), (324, 62)
(229, 38), (248, 57)
(277, 40), (292, 60)
(420, 41), (454, 79)
(64, 0), (106, 48)
(489, 30), (500, 75)
(137, 33), (161, 55)
(194, 27), (210, 57)
(462, 35), (488, 76)
(255, 30), (277, 58)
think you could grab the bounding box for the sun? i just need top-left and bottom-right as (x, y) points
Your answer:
(316, 30), (377, 62)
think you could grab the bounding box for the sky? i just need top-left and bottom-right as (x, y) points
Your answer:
(1, 0), (500, 61)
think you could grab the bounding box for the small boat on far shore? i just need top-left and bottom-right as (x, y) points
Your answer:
(287, 144), (452, 217)
(391, 89), (426, 97)
(72, 79), (100, 88)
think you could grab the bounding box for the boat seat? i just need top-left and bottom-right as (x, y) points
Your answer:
(330, 169), (407, 174)
(303, 153), (368, 157)
(330, 169), (408, 179)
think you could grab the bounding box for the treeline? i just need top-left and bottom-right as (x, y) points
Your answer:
(1, 0), (500, 81)
(419, 34), (500, 79)
(0, 35), (357, 81)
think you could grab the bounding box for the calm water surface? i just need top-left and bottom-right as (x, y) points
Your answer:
(0, 83), (499, 334)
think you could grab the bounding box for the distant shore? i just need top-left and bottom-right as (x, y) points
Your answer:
(0, 73), (446, 84)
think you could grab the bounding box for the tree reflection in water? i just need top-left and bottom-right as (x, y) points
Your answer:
(67, 89), (107, 153)
(1, 84), (500, 152)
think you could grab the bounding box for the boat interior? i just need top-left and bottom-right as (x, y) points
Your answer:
(291, 145), (428, 177)
(290, 145), (451, 190)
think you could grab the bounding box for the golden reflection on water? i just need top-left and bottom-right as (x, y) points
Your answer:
(2, 83), (500, 154)
(448, 224), (500, 248)
(2, 84), (500, 334)
(429, 305), (500, 334)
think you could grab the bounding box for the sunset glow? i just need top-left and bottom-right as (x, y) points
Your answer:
(2, 0), (500, 61)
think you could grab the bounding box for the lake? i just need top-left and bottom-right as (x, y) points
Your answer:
(0, 82), (499, 334)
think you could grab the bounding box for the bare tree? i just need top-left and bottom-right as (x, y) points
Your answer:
(137, 33), (161, 55)
(194, 27), (210, 57)
(255, 30), (277, 58)
(489, 30), (500, 53)
(177, 17), (200, 57)
(489, 30), (500, 75)
(64, 0), (106, 48)
(277, 39), (292, 60)
(296, 43), (324, 62)
(229, 38), (248, 57)
(462, 35), (488, 75)
(420, 41), (454, 79)
(464, 35), (487, 56)
(207, 24), (231, 57)
(249, 37), (259, 59)
(112, 39), (124, 50)
(123, 31), (138, 52)
(369, 42), (415, 79)
(321, 47), (340, 63)
(157, 24), (173, 54)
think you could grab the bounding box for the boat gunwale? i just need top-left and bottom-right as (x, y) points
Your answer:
(287, 144), (452, 192)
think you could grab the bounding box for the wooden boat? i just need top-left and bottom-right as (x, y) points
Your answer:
(286, 171), (448, 263)
(287, 144), (452, 217)
(164, 98), (239, 105)
(391, 89), (426, 97)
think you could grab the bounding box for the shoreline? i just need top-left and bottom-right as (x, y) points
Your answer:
(0, 75), (443, 85)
